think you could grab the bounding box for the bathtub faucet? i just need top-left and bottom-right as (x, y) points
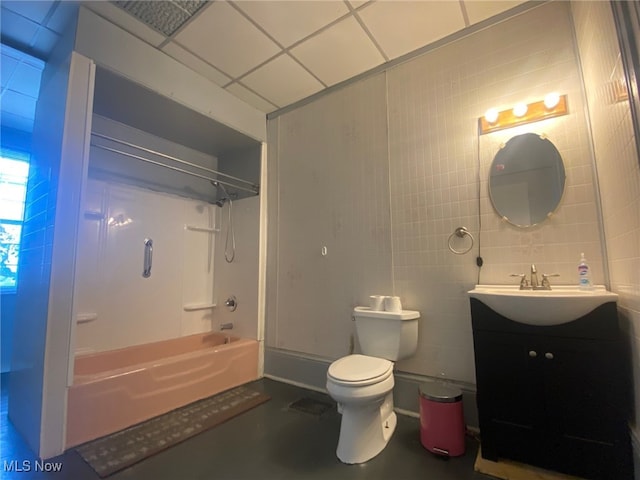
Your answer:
(220, 322), (233, 331)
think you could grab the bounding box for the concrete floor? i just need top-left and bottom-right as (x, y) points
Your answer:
(1, 374), (494, 479)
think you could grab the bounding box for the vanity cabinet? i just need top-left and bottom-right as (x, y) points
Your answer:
(470, 299), (633, 479)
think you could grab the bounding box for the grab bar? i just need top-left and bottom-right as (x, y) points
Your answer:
(143, 238), (153, 278)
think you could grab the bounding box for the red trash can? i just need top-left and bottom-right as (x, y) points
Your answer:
(419, 382), (465, 457)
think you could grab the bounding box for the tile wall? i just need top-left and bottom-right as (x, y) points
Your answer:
(387, 2), (600, 381)
(8, 30), (75, 456)
(266, 72), (392, 360)
(266, 2), (604, 385)
(571, 0), (640, 467)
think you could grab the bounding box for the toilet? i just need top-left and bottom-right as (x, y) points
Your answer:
(326, 306), (420, 464)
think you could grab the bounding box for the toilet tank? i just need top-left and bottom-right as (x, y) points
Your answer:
(353, 307), (420, 361)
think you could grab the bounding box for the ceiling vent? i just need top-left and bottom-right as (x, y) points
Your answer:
(113, 1), (208, 37)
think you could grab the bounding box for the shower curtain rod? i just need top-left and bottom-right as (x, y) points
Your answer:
(90, 132), (260, 195)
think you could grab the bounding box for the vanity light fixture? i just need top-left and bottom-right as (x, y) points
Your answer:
(544, 92), (561, 109)
(479, 94), (568, 135)
(484, 108), (499, 124)
(512, 102), (528, 117)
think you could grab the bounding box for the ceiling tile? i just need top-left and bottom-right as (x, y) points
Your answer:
(358, 1), (466, 60)
(225, 83), (277, 113)
(0, 44), (45, 68)
(0, 8), (40, 51)
(464, 1), (526, 25)
(0, 90), (37, 120)
(0, 111), (34, 132)
(1, 1), (54, 24)
(291, 16), (384, 87)
(241, 54), (324, 108)
(1, 44), (25, 61)
(82, 1), (166, 47)
(162, 42), (231, 87)
(347, 1), (372, 8)
(8, 62), (43, 98)
(45, 2), (78, 34)
(1, 55), (19, 89)
(174, 1), (207, 16)
(174, 1), (281, 78)
(234, 1), (349, 47)
(30, 28), (61, 61)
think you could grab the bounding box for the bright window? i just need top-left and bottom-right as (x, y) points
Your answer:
(0, 150), (30, 289)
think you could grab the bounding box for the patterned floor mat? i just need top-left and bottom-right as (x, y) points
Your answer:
(76, 385), (270, 477)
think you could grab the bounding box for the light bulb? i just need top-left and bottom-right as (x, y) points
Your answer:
(484, 108), (499, 124)
(513, 102), (528, 117)
(544, 92), (560, 109)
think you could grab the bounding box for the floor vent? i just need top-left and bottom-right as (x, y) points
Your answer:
(288, 397), (334, 417)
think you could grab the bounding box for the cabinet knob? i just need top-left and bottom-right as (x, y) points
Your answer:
(545, 352), (554, 360)
(529, 350), (537, 358)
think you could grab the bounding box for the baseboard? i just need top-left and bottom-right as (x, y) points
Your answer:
(264, 348), (330, 392)
(262, 374), (328, 395)
(264, 347), (479, 428)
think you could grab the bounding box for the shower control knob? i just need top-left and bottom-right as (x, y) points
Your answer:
(225, 295), (237, 312)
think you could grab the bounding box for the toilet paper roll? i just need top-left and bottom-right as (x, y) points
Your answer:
(384, 296), (402, 312)
(369, 295), (385, 311)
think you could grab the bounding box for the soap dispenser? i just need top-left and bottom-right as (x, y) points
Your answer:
(578, 252), (592, 290)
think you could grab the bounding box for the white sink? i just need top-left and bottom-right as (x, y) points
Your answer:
(468, 285), (618, 326)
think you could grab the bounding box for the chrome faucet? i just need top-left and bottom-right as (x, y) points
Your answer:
(540, 273), (560, 289)
(510, 273), (529, 289)
(510, 265), (559, 290)
(530, 264), (539, 288)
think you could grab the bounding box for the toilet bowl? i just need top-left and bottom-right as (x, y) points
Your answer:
(327, 307), (420, 464)
(326, 354), (397, 464)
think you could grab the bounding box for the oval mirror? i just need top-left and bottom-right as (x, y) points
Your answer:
(489, 133), (565, 227)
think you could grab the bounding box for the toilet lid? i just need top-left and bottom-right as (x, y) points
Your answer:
(328, 354), (392, 385)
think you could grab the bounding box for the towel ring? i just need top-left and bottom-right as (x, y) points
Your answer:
(448, 227), (474, 255)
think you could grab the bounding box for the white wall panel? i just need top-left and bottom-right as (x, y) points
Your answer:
(181, 200), (217, 336)
(75, 182), (181, 352)
(74, 182), (221, 352)
(213, 196), (260, 341)
(75, 113), (224, 352)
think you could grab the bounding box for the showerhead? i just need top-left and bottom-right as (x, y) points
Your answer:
(211, 180), (230, 207)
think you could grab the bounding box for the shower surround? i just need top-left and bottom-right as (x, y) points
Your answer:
(67, 117), (262, 447)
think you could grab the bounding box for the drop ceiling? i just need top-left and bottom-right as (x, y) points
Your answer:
(1, 0), (528, 117)
(0, 43), (44, 132)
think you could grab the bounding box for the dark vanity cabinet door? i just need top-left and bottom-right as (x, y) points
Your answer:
(473, 330), (547, 464)
(541, 334), (630, 478)
(470, 299), (634, 480)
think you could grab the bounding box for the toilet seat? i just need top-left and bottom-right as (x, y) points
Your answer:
(328, 354), (393, 387)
